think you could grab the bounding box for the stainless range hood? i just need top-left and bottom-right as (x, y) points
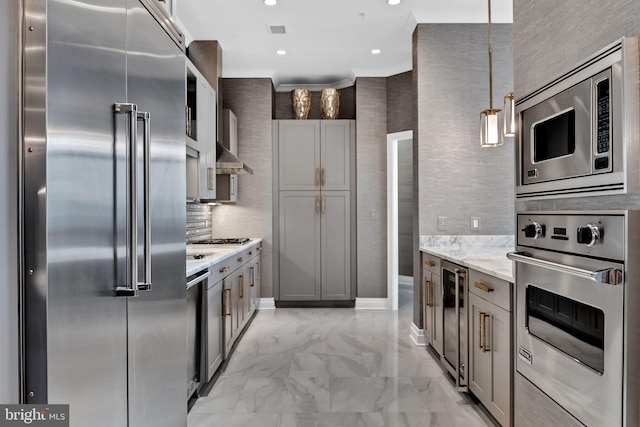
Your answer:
(216, 142), (253, 175)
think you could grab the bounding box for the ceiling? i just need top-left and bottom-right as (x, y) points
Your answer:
(176, 0), (513, 91)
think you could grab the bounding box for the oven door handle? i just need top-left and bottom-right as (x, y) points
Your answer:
(507, 251), (622, 285)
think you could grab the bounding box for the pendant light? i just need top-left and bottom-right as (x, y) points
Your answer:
(503, 92), (515, 137)
(480, 0), (503, 147)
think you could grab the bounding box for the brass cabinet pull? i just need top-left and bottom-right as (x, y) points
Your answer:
(424, 260), (435, 267)
(474, 282), (494, 293)
(424, 278), (433, 307)
(316, 195), (321, 213)
(239, 275), (244, 298)
(315, 168), (320, 186)
(249, 251), (253, 256)
(321, 168), (325, 186)
(237, 257), (245, 263)
(224, 289), (231, 316)
(321, 196), (326, 213)
(479, 312), (490, 353)
(250, 266), (255, 287)
(219, 266), (230, 274)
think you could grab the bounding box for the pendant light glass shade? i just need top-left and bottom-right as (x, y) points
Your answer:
(480, 108), (503, 147)
(503, 92), (515, 137)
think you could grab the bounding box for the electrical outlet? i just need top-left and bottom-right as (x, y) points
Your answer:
(437, 216), (447, 231)
(470, 217), (481, 231)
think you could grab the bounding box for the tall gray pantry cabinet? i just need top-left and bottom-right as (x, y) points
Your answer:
(275, 120), (355, 301)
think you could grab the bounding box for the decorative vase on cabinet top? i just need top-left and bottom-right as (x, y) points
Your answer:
(291, 89), (311, 120)
(320, 88), (340, 119)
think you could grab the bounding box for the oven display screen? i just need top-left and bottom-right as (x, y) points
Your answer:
(526, 285), (604, 374)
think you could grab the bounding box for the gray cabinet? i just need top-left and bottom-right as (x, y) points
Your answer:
(277, 120), (354, 301)
(468, 269), (513, 427)
(422, 252), (443, 356)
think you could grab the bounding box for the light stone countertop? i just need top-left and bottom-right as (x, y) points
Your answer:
(419, 235), (514, 283)
(186, 238), (263, 277)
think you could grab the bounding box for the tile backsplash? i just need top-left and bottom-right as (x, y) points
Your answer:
(186, 203), (212, 243)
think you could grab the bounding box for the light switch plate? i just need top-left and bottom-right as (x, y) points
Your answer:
(470, 217), (481, 231)
(437, 216), (447, 231)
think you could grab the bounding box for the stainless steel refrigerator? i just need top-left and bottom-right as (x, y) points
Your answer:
(22, 1), (187, 426)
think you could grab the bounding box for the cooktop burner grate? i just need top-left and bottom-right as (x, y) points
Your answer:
(196, 238), (250, 245)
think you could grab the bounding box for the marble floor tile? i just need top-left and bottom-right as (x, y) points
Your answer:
(362, 352), (446, 378)
(382, 411), (488, 427)
(189, 378), (247, 413)
(235, 377), (331, 413)
(222, 352), (291, 377)
(187, 412), (281, 427)
(280, 412), (385, 427)
(249, 332), (327, 354)
(411, 377), (475, 411)
(330, 377), (427, 413)
(289, 353), (369, 377)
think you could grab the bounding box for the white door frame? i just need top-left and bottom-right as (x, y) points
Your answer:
(387, 130), (412, 311)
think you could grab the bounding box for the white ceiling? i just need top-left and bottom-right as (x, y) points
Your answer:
(176, 0), (513, 91)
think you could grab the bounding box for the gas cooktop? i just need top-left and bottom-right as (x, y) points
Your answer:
(195, 238), (251, 245)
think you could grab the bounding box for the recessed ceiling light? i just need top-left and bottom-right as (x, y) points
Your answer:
(264, 0), (277, 5)
(276, 50), (287, 55)
(371, 49), (381, 55)
(387, 0), (401, 4)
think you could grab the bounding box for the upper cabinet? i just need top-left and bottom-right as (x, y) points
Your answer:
(185, 59), (216, 200)
(278, 120), (351, 191)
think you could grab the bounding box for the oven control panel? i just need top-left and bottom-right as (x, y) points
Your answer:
(516, 213), (624, 260)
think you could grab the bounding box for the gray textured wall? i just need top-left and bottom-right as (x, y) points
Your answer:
(0, 0), (19, 403)
(355, 78), (388, 298)
(416, 24), (514, 237)
(273, 86), (356, 120)
(514, 0), (639, 97)
(387, 71), (413, 134)
(412, 24), (514, 325)
(213, 78), (274, 297)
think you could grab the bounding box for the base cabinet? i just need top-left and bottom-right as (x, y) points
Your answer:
(468, 269), (513, 427)
(422, 253), (443, 356)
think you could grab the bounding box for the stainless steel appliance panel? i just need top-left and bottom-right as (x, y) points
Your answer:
(126, 1), (186, 425)
(206, 280), (223, 381)
(23, 1), (129, 426)
(441, 260), (467, 390)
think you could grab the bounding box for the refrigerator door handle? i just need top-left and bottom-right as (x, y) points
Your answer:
(114, 102), (139, 297)
(137, 111), (152, 291)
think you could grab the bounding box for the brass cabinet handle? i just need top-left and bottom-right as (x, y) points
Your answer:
(424, 260), (435, 267)
(479, 312), (490, 353)
(250, 266), (255, 287)
(424, 278), (433, 307)
(316, 195), (321, 213)
(474, 282), (494, 293)
(249, 251), (253, 256)
(321, 196), (326, 213)
(224, 289), (231, 316)
(321, 168), (325, 186)
(239, 275), (244, 298)
(315, 168), (320, 186)
(237, 257), (245, 263)
(219, 266), (230, 274)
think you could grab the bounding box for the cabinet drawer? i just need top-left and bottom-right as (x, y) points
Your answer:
(469, 269), (512, 311)
(421, 252), (440, 274)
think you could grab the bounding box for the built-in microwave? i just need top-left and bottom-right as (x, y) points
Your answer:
(516, 37), (640, 198)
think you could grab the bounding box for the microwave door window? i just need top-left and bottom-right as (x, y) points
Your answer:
(533, 109), (576, 162)
(526, 285), (604, 373)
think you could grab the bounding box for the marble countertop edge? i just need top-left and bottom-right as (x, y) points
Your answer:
(186, 238), (263, 277)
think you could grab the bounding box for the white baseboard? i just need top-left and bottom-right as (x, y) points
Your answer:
(410, 322), (426, 347)
(259, 297), (276, 310)
(399, 275), (413, 286)
(354, 297), (389, 310)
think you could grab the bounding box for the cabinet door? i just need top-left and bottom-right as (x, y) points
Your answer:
(321, 121), (351, 191)
(278, 121), (320, 191)
(206, 281), (223, 380)
(320, 191), (350, 300)
(198, 81), (216, 199)
(279, 192), (321, 300)
(250, 259), (260, 312)
(423, 269), (433, 346)
(469, 293), (512, 427)
(432, 274), (443, 356)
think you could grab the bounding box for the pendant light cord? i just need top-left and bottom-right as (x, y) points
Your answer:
(488, 0), (493, 109)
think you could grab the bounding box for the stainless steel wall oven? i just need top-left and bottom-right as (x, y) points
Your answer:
(515, 37), (640, 198)
(508, 212), (640, 426)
